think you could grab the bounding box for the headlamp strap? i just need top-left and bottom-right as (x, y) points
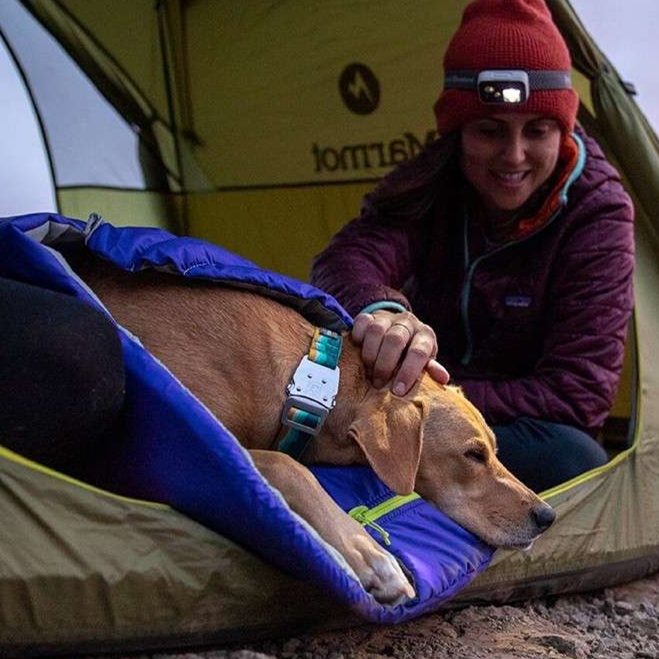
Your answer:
(444, 69), (572, 92)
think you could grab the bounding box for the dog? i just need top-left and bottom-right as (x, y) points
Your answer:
(69, 252), (555, 606)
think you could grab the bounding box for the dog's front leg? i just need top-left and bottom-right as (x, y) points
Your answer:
(249, 450), (414, 605)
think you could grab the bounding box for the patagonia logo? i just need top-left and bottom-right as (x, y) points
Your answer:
(505, 295), (533, 308)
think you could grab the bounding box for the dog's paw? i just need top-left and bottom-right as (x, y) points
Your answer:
(348, 534), (415, 606)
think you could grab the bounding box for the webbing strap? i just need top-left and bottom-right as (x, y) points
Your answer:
(278, 328), (343, 459)
(444, 69), (572, 91)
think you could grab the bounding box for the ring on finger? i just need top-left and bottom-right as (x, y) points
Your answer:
(391, 322), (413, 337)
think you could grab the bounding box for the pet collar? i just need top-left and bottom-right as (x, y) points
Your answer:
(278, 327), (343, 459)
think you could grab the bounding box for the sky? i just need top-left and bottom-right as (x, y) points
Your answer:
(570, 0), (659, 130)
(0, 35), (56, 216)
(0, 0), (658, 218)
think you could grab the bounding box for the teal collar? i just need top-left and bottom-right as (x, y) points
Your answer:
(278, 327), (343, 459)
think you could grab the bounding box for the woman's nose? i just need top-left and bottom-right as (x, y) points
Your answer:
(501, 135), (526, 164)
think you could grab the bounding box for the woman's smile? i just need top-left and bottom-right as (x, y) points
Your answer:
(461, 114), (562, 214)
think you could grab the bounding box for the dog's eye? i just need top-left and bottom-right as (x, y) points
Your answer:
(465, 448), (487, 465)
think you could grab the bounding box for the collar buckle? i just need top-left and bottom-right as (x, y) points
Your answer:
(281, 356), (340, 436)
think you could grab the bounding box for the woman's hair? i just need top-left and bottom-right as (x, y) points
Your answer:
(364, 132), (462, 224)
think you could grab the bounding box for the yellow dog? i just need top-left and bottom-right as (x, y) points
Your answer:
(71, 253), (555, 605)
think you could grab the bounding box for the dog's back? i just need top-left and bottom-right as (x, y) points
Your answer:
(69, 251), (314, 444)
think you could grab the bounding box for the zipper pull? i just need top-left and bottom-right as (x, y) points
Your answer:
(348, 505), (392, 546)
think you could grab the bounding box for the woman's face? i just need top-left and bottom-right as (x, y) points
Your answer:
(460, 114), (562, 213)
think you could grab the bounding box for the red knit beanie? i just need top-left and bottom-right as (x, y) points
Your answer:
(433, 0), (579, 134)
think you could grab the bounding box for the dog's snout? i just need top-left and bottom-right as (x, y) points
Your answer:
(532, 504), (556, 532)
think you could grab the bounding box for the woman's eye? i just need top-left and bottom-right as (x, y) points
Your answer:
(527, 127), (549, 139)
(477, 126), (500, 137)
(526, 121), (558, 139)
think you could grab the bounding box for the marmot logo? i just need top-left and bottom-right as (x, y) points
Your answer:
(339, 63), (380, 115)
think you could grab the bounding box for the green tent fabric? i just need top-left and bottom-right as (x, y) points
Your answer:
(0, 446), (351, 656)
(1, 0), (659, 655)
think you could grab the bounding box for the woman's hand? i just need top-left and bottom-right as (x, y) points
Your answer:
(351, 310), (450, 396)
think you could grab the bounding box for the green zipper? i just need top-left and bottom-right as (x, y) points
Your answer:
(348, 492), (421, 546)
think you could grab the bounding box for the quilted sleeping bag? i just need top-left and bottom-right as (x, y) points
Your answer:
(0, 212), (493, 655)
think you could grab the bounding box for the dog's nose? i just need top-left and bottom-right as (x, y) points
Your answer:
(532, 504), (556, 532)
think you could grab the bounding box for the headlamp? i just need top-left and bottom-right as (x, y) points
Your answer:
(477, 70), (529, 104)
(443, 69), (572, 105)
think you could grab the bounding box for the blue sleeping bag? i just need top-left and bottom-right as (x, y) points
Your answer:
(0, 212), (494, 624)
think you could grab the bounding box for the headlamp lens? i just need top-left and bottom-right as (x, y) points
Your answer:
(477, 71), (529, 104)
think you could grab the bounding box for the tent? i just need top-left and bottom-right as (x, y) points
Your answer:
(1, 0), (659, 655)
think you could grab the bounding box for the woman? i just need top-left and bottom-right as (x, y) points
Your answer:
(310, 0), (635, 491)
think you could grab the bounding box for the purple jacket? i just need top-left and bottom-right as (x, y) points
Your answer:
(311, 129), (635, 432)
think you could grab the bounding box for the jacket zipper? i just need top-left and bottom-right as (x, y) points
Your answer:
(460, 205), (563, 366)
(459, 133), (586, 367)
(348, 492), (421, 545)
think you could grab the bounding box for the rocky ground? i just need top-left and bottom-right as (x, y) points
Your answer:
(87, 570), (659, 659)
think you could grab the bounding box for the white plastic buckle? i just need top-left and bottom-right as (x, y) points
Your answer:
(281, 356), (340, 435)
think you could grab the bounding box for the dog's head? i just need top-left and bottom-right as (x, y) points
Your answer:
(345, 375), (555, 549)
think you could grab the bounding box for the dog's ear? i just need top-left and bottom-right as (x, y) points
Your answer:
(348, 389), (425, 495)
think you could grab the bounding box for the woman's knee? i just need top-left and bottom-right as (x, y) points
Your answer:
(493, 417), (608, 491)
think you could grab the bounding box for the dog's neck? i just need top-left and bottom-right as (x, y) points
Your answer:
(293, 336), (372, 465)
